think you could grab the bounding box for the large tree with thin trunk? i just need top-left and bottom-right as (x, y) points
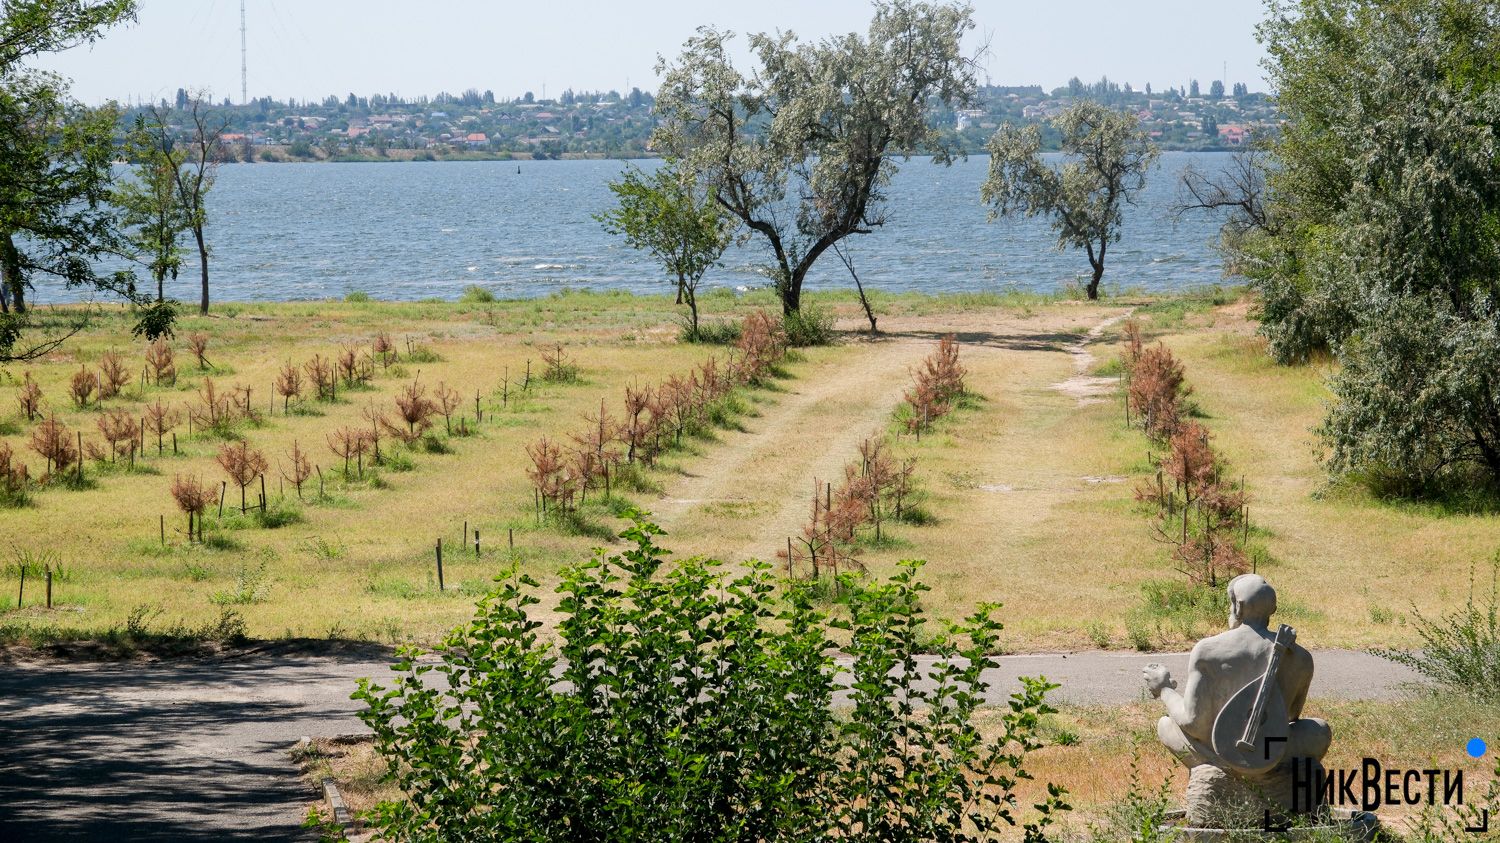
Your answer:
(0, 1), (159, 361)
(143, 96), (224, 315)
(980, 100), (1158, 300)
(652, 0), (978, 316)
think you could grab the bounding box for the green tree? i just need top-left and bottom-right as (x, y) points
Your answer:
(653, 0), (977, 316)
(142, 95), (224, 315)
(0, 1), (160, 360)
(115, 116), (187, 303)
(355, 515), (1069, 841)
(596, 160), (730, 340)
(1209, 79), (1225, 99)
(981, 100), (1159, 300)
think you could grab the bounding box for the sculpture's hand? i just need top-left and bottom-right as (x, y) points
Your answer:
(1142, 663), (1176, 699)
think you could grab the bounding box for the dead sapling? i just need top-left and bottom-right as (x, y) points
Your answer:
(434, 381), (463, 435)
(145, 337), (176, 386)
(216, 440), (269, 514)
(281, 441), (313, 500)
(187, 332), (212, 370)
(143, 399), (180, 456)
(170, 474), (211, 543)
(274, 360), (303, 414)
(69, 366), (98, 409)
(96, 351), (130, 400)
(29, 416), (77, 481)
(16, 372), (42, 421)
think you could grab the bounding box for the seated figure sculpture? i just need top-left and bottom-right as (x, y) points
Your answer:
(1143, 574), (1332, 826)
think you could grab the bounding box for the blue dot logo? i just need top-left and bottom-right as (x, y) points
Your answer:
(1468, 738), (1488, 758)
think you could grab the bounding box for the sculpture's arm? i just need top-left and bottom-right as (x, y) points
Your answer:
(1158, 649), (1211, 739)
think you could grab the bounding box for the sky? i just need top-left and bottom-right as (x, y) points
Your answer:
(34, 0), (1272, 106)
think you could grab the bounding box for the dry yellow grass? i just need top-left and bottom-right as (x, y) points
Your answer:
(0, 289), (1489, 651)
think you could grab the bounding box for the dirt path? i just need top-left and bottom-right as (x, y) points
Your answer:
(652, 335), (931, 563)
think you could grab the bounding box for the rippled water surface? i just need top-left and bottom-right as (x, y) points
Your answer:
(70, 152), (1237, 303)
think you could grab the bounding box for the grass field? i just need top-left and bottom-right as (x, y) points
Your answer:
(0, 286), (1491, 652)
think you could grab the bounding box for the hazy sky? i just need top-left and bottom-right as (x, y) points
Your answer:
(34, 0), (1272, 106)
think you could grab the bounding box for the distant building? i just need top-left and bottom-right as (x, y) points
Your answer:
(1218, 124), (1250, 145)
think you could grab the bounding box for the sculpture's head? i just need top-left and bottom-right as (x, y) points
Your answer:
(1227, 574), (1276, 629)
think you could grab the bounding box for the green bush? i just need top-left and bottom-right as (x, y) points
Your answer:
(681, 316), (742, 345)
(1373, 562), (1500, 700)
(355, 515), (1068, 841)
(459, 285), (496, 304)
(343, 291), (371, 303)
(782, 304), (836, 347)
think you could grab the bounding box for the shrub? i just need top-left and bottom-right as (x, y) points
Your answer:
(355, 516), (1068, 841)
(782, 303), (836, 347)
(305, 354), (336, 402)
(1373, 561), (1500, 700)
(459, 284), (496, 304)
(96, 408), (137, 463)
(274, 360), (302, 413)
(0, 442), (30, 506)
(281, 440), (313, 499)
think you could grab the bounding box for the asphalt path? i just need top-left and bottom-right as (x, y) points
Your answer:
(0, 648), (1423, 841)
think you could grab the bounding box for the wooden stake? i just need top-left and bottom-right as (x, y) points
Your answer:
(260, 474), (267, 511)
(160, 514), (166, 546)
(474, 529), (480, 557)
(76, 431), (83, 482)
(787, 537), (794, 578)
(45, 569), (51, 609)
(172, 432), (178, 455)
(435, 538), (444, 591)
(508, 527), (513, 550)
(219, 481), (227, 517)
(16, 564), (24, 608)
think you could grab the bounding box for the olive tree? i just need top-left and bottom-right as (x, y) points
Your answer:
(980, 100), (1157, 301)
(595, 160), (730, 340)
(652, 0), (978, 316)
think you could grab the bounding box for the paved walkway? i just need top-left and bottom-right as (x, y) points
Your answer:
(0, 649), (1422, 841)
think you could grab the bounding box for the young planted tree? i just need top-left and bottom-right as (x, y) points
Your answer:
(981, 100), (1158, 300)
(28, 415), (76, 479)
(596, 160), (730, 339)
(653, 1), (979, 315)
(386, 379), (436, 444)
(68, 365), (97, 408)
(281, 440), (312, 499)
(16, 371), (41, 420)
(96, 407), (135, 462)
(215, 440), (267, 514)
(169, 473), (210, 542)
(433, 381), (461, 434)
(274, 360), (302, 413)
(96, 350), (128, 399)
(142, 397), (178, 455)
(327, 426), (362, 478)
(144, 337), (175, 385)
(186, 332), (210, 370)
(305, 354), (335, 401)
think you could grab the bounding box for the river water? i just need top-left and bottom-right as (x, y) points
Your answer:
(56, 152), (1237, 304)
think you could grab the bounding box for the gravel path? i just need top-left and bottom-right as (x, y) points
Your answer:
(0, 648), (1422, 841)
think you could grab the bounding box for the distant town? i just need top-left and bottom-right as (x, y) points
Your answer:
(126, 75), (1275, 162)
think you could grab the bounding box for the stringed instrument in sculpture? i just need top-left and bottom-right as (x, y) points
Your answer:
(1210, 623), (1295, 776)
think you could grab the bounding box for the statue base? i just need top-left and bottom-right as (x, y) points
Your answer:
(1185, 763), (1308, 827)
(1160, 808), (1381, 841)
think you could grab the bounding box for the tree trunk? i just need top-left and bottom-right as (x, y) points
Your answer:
(193, 226), (209, 315)
(1087, 261), (1105, 301)
(1, 234), (25, 314)
(685, 286), (699, 340)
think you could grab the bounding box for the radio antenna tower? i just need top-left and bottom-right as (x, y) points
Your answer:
(239, 0), (248, 105)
